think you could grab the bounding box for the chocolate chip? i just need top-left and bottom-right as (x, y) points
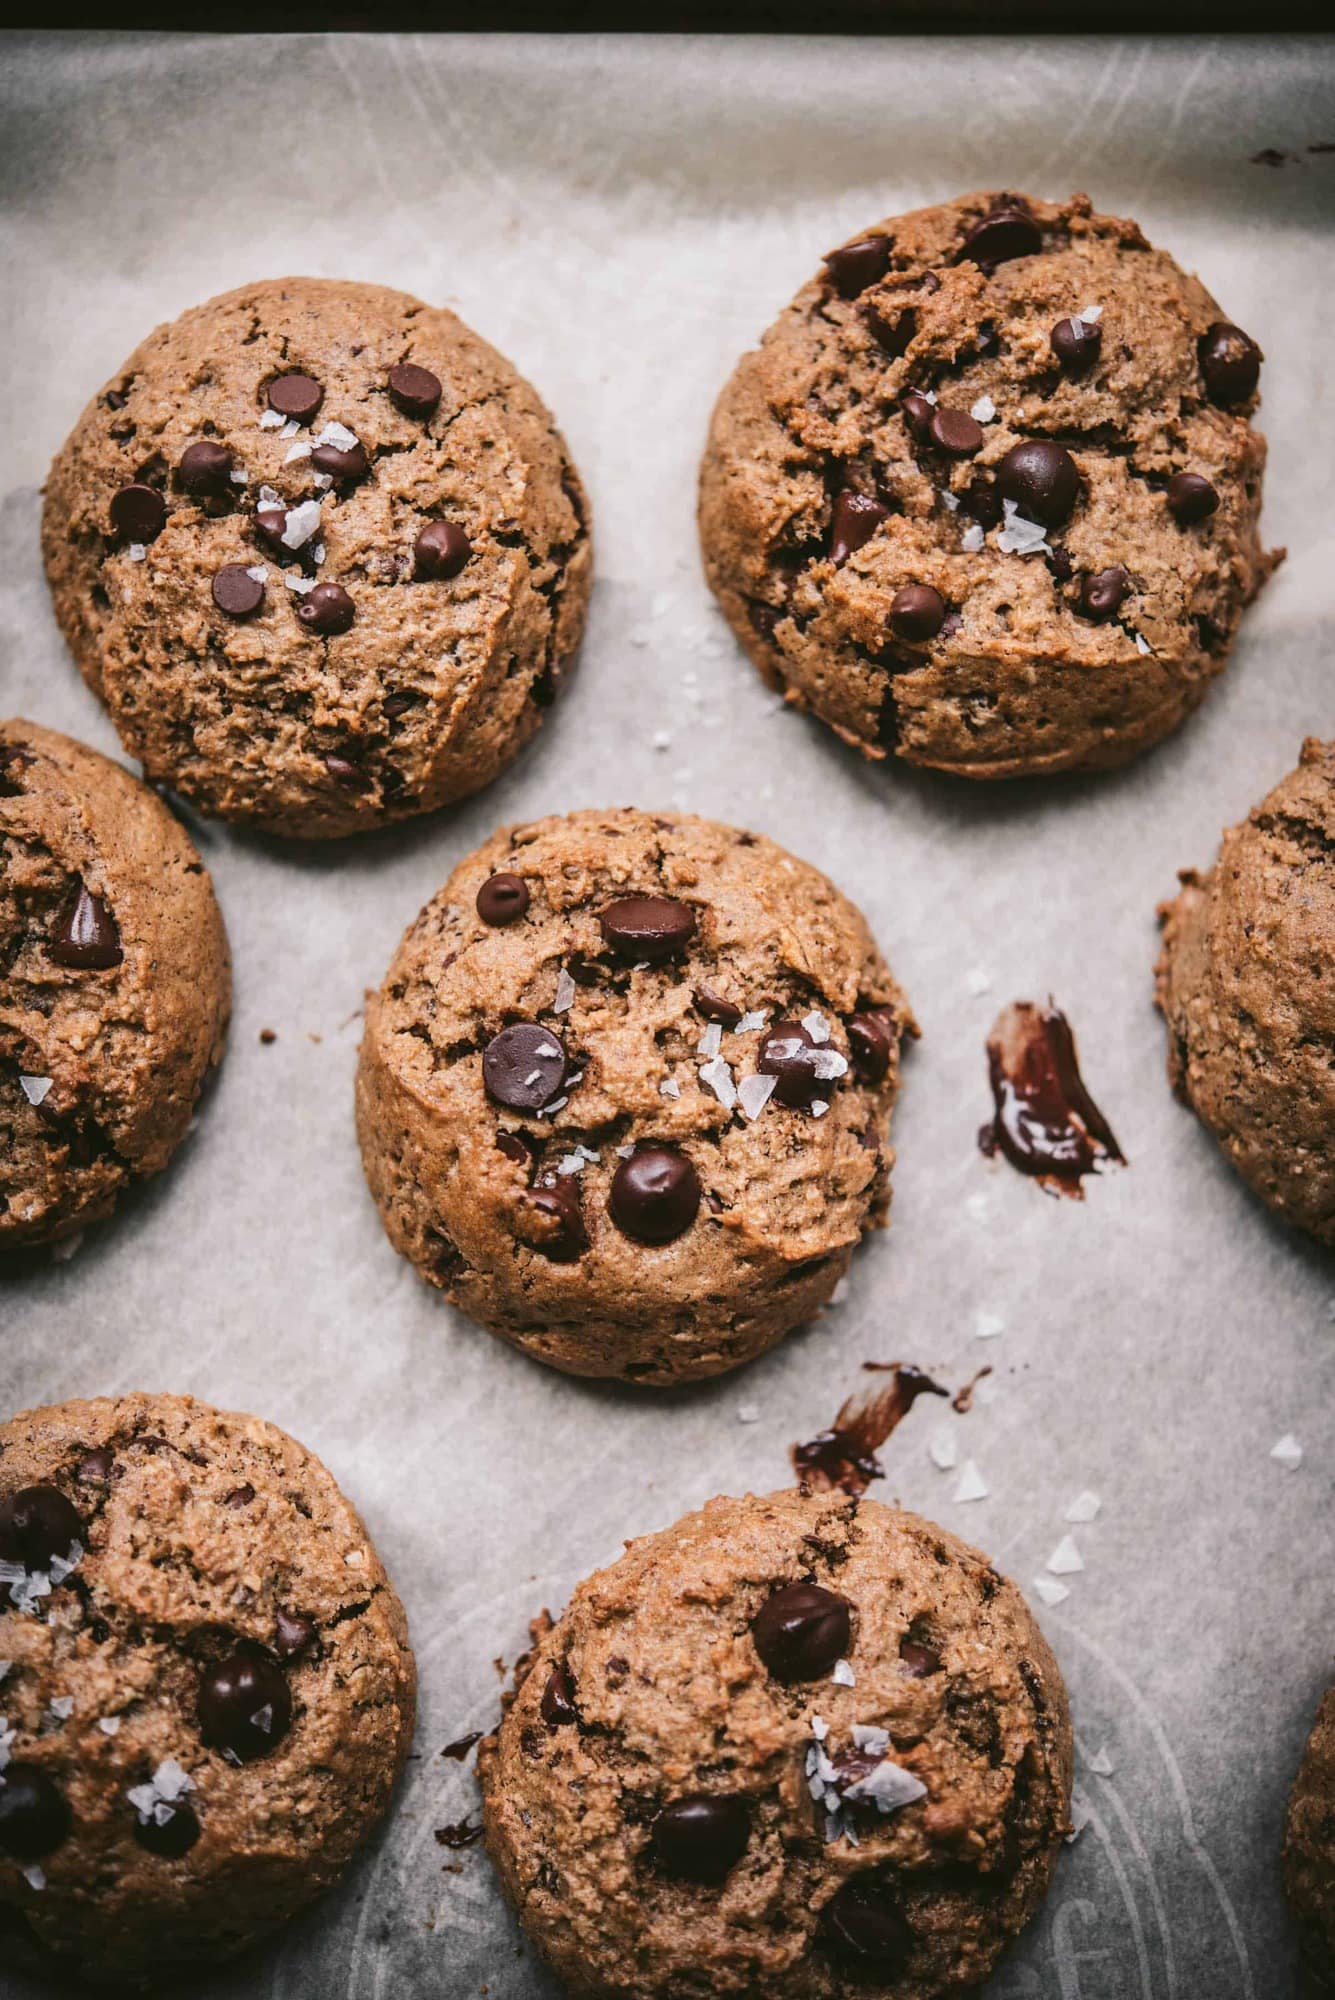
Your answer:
(110, 484), (165, 543)
(1076, 565), (1130, 623)
(414, 520), (472, 580)
(0, 1486), (83, 1570)
(212, 563), (265, 618)
(297, 581), (356, 635)
(47, 884), (122, 971)
(960, 203), (1042, 267)
(541, 1662), (578, 1726)
(0, 1767), (71, 1862)
(864, 303), (916, 357)
(820, 1876), (913, 1967)
(695, 987), (743, 1028)
(255, 505), (290, 551)
(517, 1180), (587, 1262)
(829, 489), (889, 565)
(899, 1638), (941, 1676)
(888, 585), (946, 641)
(133, 1797), (200, 1858)
(962, 472), (1002, 529)
(224, 1484), (255, 1511)
(197, 1641), (291, 1763)
(758, 1020), (824, 1108)
(75, 1448), (115, 1484)
(178, 440), (234, 495)
(900, 390), (935, 444)
(649, 1795), (749, 1887)
(1050, 315), (1103, 373)
(995, 440), (1080, 527)
(822, 233), (892, 299)
(751, 1581), (851, 1682)
(483, 1022), (567, 1112)
(387, 363), (443, 417)
(927, 406), (984, 458)
(599, 896), (695, 964)
(267, 373), (323, 423)
(496, 1130), (534, 1168)
(1166, 471), (1219, 525)
(476, 873), (530, 926)
(324, 752), (371, 791)
(847, 1009), (897, 1082)
(1198, 321), (1261, 405)
(311, 439), (368, 481)
(609, 1145), (700, 1245)
(273, 1609), (316, 1660)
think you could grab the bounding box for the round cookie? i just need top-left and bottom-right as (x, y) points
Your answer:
(700, 189), (1280, 780)
(355, 808), (915, 1385)
(479, 1488), (1073, 1999)
(1, 719), (230, 1248)
(0, 1393), (416, 1980)
(1156, 739), (1335, 1245)
(1285, 1688), (1335, 1993)
(42, 277), (591, 838)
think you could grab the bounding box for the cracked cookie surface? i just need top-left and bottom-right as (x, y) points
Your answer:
(0, 1392), (415, 1981)
(1, 719), (230, 1249)
(355, 808), (915, 1385)
(479, 1488), (1072, 1999)
(700, 190), (1280, 780)
(1156, 738), (1335, 1246)
(42, 277), (591, 837)
(1286, 1686), (1335, 1994)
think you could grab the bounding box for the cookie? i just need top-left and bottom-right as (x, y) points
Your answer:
(41, 277), (591, 838)
(1, 720), (230, 1248)
(479, 1487), (1072, 1998)
(0, 1393), (415, 1980)
(1156, 739), (1335, 1245)
(700, 189), (1280, 780)
(356, 808), (915, 1385)
(1286, 1688), (1335, 1994)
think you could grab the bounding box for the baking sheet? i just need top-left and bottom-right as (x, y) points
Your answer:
(2, 29), (1334, 1997)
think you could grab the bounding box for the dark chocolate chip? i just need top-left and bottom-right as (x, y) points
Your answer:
(518, 1180), (587, 1262)
(1050, 314), (1103, 373)
(962, 472), (1002, 529)
(224, 1484), (255, 1511)
(273, 1610), (315, 1660)
(888, 584), (946, 641)
(541, 1663), (578, 1726)
(829, 489), (889, 565)
(900, 390), (935, 444)
(75, 1448), (115, 1484)
(751, 1581), (851, 1682)
(197, 1641), (292, 1763)
(324, 752), (371, 792)
(822, 233), (892, 299)
(864, 302), (916, 357)
(695, 987), (743, 1028)
(1166, 471), (1219, 525)
(0, 1767), (71, 1862)
(960, 203), (1042, 267)
(496, 1131), (534, 1168)
(1076, 565), (1130, 623)
(414, 520), (472, 580)
(133, 1796), (201, 1858)
(47, 885), (122, 971)
(387, 363), (443, 417)
(0, 1486), (84, 1570)
(847, 1009), (897, 1082)
(311, 439), (368, 481)
(297, 581), (356, 635)
(483, 1023), (567, 1112)
(109, 484), (165, 543)
(599, 896), (695, 964)
(609, 1145), (700, 1245)
(758, 1020), (825, 1108)
(255, 504), (292, 552)
(995, 440), (1080, 527)
(649, 1794), (749, 1887)
(477, 872), (530, 926)
(820, 1876), (913, 1968)
(178, 440), (235, 495)
(1198, 321), (1261, 405)
(899, 1638), (941, 1677)
(928, 406), (983, 458)
(267, 373), (323, 423)
(212, 563), (264, 618)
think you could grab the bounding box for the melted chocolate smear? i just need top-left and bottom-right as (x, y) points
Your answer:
(440, 1732), (482, 1761)
(792, 1364), (948, 1496)
(434, 1817), (483, 1849)
(952, 1366), (992, 1415)
(978, 1001), (1125, 1199)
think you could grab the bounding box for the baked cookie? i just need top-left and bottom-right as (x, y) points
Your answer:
(1, 719), (230, 1249)
(1286, 1688), (1335, 1993)
(0, 1393), (416, 1981)
(700, 189), (1280, 780)
(1156, 739), (1334, 1245)
(356, 808), (915, 1385)
(479, 1488), (1072, 1998)
(42, 277), (591, 838)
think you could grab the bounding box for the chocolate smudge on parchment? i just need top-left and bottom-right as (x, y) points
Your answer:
(978, 1000), (1125, 1199)
(434, 1817), (483, 1849)
(792, 1364), (949, 1497)
(440, 1732), (482, 1762)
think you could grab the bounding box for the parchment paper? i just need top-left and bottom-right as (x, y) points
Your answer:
(2, 30), (1334, 1998)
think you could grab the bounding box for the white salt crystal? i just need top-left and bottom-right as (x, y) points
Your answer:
(961, 522), (985, 554)
(1271, 1434), (1303, 1471)
(313, 420), (358, 452)
(995, 499), (1051, 557)
(737, 1011), (768, 1033)
(698, 1057), (737, 1111)
(844, 1759), (927, 1813)
(802, 1010), (831, 1045)
(1047, 1535), (1085, 1576)
(47, 1696), (74, 1722)
(98, 1716), (121, 1736)
(284, 442), (311, 463)
(737, 1404), (761, 1425)
(1034, 1576), (1070, 1608)
(1077, 303), (1104, 325)
(971, 394), (996, 423)
(939, 489), (960, 512)
(229, 468), (249, 485)
(697, 1022), (723, 1060)
(281, 499), (322, 550)
(18, 1076), (52, 1107)
(810, 1099), (830, 1118)
(553, 968), (576, 1014)
(258, 409), (284, 430)
(284, 573), (317, 594)
(738, 1072), (778, 1121)
(975, 1310), (1004, 1341)
(1134, 632), (1152, 656)
(953, 1460), (989, 1503)
(127, 543), (146, 562)
(966, 1193), (990, 1222)
(22, 1866), (45, 1891)
(659, 1077), (681, 1099)
(652, 730), (672, 750)
(929, 1428), (958, 1472)
(830, 1659), (856, 1687)
(1088, 1746), (1114, 1776)
(1065, 1490), (1102, 1523)
(966, 967), (993, 996)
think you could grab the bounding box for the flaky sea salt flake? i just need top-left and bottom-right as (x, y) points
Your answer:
(659, 1077), (681, 1100)
(127, 543), (146, 562)
(1088, 1746), (1114, 1776)
(1271, 1433), (1303, 1471)
(961, 522), (985, 553)
(98, 1716), (121, 1736)
(1065, 1490), (1101, 1523)
(845, 1759), (927, 1814)
(738, 1072), (778, 1121)
(737, 1011), (768, 1033)
(975, 1310), (1004, 1340)
(553, 968), (576, 1014)
(830, 1659), (856, 1687)
(313, 420), (359, 453)
(995, 499), (1051, 557)
(953, 1460), (989, 1503)
(699, 1056), (737, 1111)
(1077, 303), (1104, 325)
(1134, 631), (1153, 656)
(1034, 1575), (1070, 1608)
(22, 1865), (45, 1891)
(258, 409), (285, 430)
(18, 1076), (52, 1107)
(737, 1403), (761, 1425)
(697, 1023), (723, 1060)
(284, 441), (311, 463)
(971, 394), (997, 423)
(1047, 1535), (1084, 1576)
(966, 967), (993, 996)
(930, 1427), (958, 1472)
(802, 1010), (831, 1045)
(47, 1696), (74, 1722)
(281, 499), (322, 550)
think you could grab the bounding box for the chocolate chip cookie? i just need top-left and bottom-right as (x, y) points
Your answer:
(1286, 1687), (1335, 1993)
(42, 277), (591, 837)
(1156, 739), (1334, 1245)
(700, 190), (1280, 780)
(479, 1487), (1072, 1998)
(356, 808), (915, 1385)
(1, 719), (230, 1249)
(0, 1393), (415, 1981)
